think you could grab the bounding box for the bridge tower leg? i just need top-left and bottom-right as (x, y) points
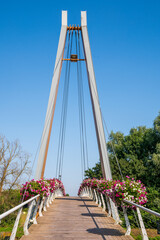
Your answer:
(81, 11), (111, 180)
(81, 11), (119, 222)
(35, 11), (68, 180)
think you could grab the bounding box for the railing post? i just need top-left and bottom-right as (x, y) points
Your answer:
(122, 205), (131, 235)
(52, 192), (55, 201)
(101, 193), (106, 211)
(46, 196), (50, 208)
(39, 198), (44, 217)
(109, 198), (120, 224)
(86, 187), (89, 197)
(98, 192), (102, 207)
(90, 188), (93, 199)
(43, 197), (48, 211)
(49, 193), (52, 204)
(88, 187), (90, 198)
(136, 207), (149, 240)
(92, 189), (96, 201)
(52, 192), (56, 201)
(50, 193), (53, 202)
(32, 198), (40, 224)
(52, 192), (54, 201)
(105, 195), (111, 217)
(54, 190), (57, 198)
(24, 200), (35, 235)
(94, 189), (98, 204)
(10, 208), (22, 240)
(91, 189), (94, 201)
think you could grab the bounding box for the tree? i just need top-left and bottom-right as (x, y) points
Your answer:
(84, 112), (160, 228)
(154, 112), (160, 138)
(85, 162), (102, 179)
(0, 135), (31, 193)
(85, 112), (160, 191)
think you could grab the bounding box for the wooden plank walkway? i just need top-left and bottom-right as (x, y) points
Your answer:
(21, 196), (133, 240)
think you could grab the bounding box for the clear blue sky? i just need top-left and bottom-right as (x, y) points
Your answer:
(0, 0), (160, 195)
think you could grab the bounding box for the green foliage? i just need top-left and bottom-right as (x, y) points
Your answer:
(0, 190), (24, 239)
(0, 189), (21, 213)
(84, 112), (160, 230)
(107, 125), (159, 189)
(0, 190), (21, 227)
(133, 235), (160, 240)
(85, 112), (160, 190)
(154, 112), (160, 138)
(0, 225), (24, 239)
(141, 187), (160, 228)
(149, 237), (160, 240)
(85, 162), (102, 179)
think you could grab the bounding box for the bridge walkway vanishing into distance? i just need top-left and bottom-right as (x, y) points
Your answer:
(21, 196), (133, 240)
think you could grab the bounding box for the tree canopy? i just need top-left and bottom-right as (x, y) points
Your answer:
(85, 112), (160, 227)
(0, 135), (31, 194)
(85, 112), (160, 191)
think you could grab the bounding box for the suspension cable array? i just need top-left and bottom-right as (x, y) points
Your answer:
(53, 25), (123, 182)
(56, 27), (89, 180)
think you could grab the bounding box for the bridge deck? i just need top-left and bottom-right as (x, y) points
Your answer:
(21, 196), (133, 240)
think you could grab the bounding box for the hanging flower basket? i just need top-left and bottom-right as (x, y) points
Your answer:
(20, 179), (50, 200)
(20, 178), (66, 200)
(78, 177), (148, 208)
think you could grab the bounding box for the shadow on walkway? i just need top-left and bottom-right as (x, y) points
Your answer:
(82, 213), (107, 217)
(79, 204), (98, 207)
(87, 228), (123, 236)
(56, 197), (92, 202)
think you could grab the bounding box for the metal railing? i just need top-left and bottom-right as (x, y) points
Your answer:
(123, 199), (160, 218)
(0, 189), (63, 240)
(0, 195), (40, 221)
(80, 187), (160, 240)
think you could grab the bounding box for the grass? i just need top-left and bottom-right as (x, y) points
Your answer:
(0, 210), (28, 240)
(131, 228), (160, 240)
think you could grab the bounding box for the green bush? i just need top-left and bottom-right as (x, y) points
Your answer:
(0, 190), (21, 227)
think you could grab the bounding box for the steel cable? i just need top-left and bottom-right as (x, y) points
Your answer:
(56, 30), (73, 179)
(76, 30), (89, 179)
(76, 31), (85, 179)
(78, 30), (89, 171)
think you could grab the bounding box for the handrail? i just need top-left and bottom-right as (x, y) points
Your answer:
(123, 199), (160, 218)
(0, 189), (63, 240)
(81, 186), (160, 240)
(0, 194), (40, 220)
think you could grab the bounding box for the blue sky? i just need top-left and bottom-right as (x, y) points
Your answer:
(0, 0), (160, 195)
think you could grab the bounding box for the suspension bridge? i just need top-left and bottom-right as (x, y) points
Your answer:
(0, 11), (160, 240)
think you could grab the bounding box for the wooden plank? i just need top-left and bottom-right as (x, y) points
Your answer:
(20, 196), (134, 240)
